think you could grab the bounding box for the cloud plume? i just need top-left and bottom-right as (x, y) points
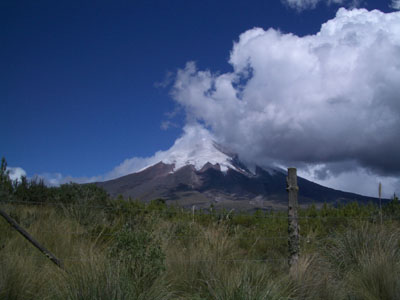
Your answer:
(171, 8), (400, 179)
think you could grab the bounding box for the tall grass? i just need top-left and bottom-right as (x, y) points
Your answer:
(323, 223), (400, 300)
(1, 202), (400, 299)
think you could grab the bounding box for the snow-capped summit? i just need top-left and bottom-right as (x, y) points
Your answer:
(138, 124), (243, 173)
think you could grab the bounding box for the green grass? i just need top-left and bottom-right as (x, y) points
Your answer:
(1, 199), (400, 300)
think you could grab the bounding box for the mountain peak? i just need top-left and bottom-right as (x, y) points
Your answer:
(157, 125), (237, 172)
(131, 125), (276, 177)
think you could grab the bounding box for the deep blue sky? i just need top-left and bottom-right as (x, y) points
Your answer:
(0, 0), (394, 178)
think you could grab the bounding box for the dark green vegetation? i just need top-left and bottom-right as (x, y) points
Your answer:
(1, 157), (400, 299)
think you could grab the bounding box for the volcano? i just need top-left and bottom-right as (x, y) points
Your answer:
(96, 127), (377, 211)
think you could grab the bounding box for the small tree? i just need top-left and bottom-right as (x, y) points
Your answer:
(0, 157), (13, 200)
(384, 193), (400, 217)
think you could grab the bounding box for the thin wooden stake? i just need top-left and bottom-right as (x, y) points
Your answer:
(0, 208), (63, 269)
(379, 182), (382, 225)
(287, 168), (299, 269)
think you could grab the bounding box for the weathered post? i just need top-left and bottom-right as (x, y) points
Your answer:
(379, 182), (382, 225)
(287, 167), (299, 269)
(0, 208), (63, 269)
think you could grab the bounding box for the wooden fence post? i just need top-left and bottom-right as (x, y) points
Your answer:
(0, 208), (63, 269)
(287, 167), (299, 269)
(379, 182), (382, 225)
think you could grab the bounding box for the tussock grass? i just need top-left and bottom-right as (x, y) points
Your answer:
(323, 223), (400, 300)
(52, 253), (173, 300)
(0, 253), (53, 300)
(288, 254), (344, 300)
(1, 202), (400, 299)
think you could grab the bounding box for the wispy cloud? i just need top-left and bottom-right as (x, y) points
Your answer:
(154, 71), (175, 89)
(160, 106), (182, 130)
(281, 0), (364, 11)
(391, 0), (400, 10)
(160, 120), (178, 130)
(282, 0), (323, 11)
(7, 167), (27, 182)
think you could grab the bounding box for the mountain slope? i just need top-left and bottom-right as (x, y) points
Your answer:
(96, 130), (377, 210)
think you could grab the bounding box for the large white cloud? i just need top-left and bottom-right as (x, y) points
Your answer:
(171, 8), (400, 187)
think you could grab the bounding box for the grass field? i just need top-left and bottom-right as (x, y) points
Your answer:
(1, 195), (400, 300)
